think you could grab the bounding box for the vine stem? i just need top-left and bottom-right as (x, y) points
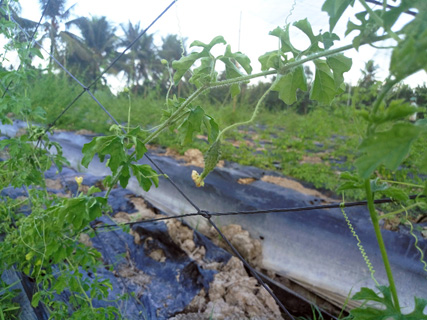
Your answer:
(142, 85), (207, 144)
(364, 179), (400, 312)
(66, 258), (96, 314)
(105, 34), (393, 220)
(217, 77), (279, 140)
(378, 203), (419, 220)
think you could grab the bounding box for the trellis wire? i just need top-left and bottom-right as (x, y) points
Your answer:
(3, 1), (299, 318)
(4, 1), (421, 319)
(44, 0), (178, 133)
(88, 194), (421, 231)
(5, 6), (297, 319)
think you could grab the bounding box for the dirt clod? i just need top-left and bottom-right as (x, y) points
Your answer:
(208, 224), (263, 269)
(169, 257), (283, 320)
(261, 175), (333, 202)
(45, 178), (62, 190)
(237, 177), (257, 184)
(116, 264), (150, 298)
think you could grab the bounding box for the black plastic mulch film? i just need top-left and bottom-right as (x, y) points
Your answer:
(1, 1), (420, 319)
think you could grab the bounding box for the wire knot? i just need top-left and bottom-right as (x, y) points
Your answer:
(199, 210), (212, 219)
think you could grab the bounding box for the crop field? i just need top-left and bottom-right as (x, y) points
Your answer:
(1, 0), (427, 319)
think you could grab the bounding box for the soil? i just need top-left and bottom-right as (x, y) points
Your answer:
(261, 175), (334, 202)
(206, 224), (263, 269)
(169, 257), (283, 320)
(163, 148), (224, 168)
(104, 195), (282, 319)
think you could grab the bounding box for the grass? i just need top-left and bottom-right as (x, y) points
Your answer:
(25, 74), (427, 202)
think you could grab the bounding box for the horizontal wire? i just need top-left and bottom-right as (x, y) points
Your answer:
(91, 194), (421, 231)
(5, 1), (421, 317)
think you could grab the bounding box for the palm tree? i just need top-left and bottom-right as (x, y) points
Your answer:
(60, 16), (117, 86)
(38, 0), (75, 69)
(159, 34), (189, 97)
(159, 34), (186, 62)
(115, 21), (159, 92)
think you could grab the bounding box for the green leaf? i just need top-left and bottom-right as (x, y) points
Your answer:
(178, 106), (205, 145)
(219, 45), (252, 97)
(322, 0), (355, 32)
(337, 171), (364, 192)
(52, 275), (67, 294)
(219, 45), (252, 75)
(119, 164), (131, 188)
(173, 36), (227, 84)
(371, 100), (421, 125)
(321, 32), (340, 50)
(229, 83), (241, 98)
(273, 66), (307, 105)
(370, 178), (388, 192)
(269, 26), (299, 57)
(190, 57), (216, 87)
(258, 51), (282, 71)
(390, 9), (427, 80)
(190, 36), (226, 50)
(351, 286), (427, 320)
(355, 123), (421, 178)
(326, 54), (352, 88)
(310, 59), (337, 105)
(81, 136), (126, 173)
(172, 52), (204, 84)
(345, 11), (380, 50)
(293, 19), (321, 53)
(131, 164), (159, 192)
(380, 187), (409, 201)
(203, 116), (219, 143)
(31, 292), (41, 308)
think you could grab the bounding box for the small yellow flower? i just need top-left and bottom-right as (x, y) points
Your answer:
(75, 176), (83, 188)
(191, 170), (204, 187)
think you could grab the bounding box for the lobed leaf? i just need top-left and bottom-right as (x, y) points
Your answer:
(259, 51), (282, 71)
(131, 164), (159, 192)
(370, 100), (421, 125)
(178, 106), (219, 145)
(273, 66), (307, 105)
(310, 59), (337, 105)
(172, 52), (204, 84)
(326, 54), (352, 88)
(190, 57), (216, 87)
(269, 26), (299, 57)
(293, 19), (321, 54)
(355, 123), (421, 178)
(178, 106), (205, 145)
(321, 32), (340, 49)
(173, 36), (227, 84)
(351, 286), (427, 319)
(81, 135), (126, 173)
(322, 0), (355, 32)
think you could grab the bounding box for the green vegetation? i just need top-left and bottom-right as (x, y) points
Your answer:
(25, 71), (427, 200)
(1, 0), (427, 319)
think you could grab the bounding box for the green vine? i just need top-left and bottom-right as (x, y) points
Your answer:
(1, 0), (427, 318)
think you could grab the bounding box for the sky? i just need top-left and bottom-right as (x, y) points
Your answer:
(17, 0), (426, 91)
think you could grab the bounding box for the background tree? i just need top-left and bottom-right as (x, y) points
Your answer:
(159, 34), (189, 97)
(60, 16), (117, 86)
(113, 21), (160, 95)
(38, 0), (75, 69)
